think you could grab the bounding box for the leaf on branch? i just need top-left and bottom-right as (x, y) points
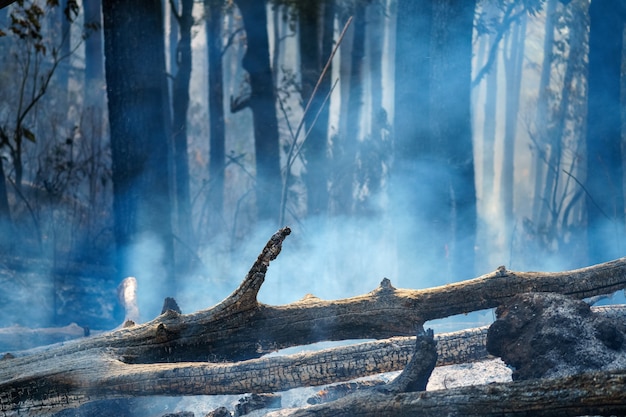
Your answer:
(34, 42), (46, 55)
(64, 0), (79, 22)
(22, 127), (36, 143)
(83, 21), (101, 40)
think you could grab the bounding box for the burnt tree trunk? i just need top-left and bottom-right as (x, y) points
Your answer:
(234, 0), (282, 225)
(206, 0), (226, 232)
(102, 0), (176, 314)
(299, 0), (334, 219)
(171, 0), (195, 269)
(586, 0), (625, 264)
(270, 368), (626, 417)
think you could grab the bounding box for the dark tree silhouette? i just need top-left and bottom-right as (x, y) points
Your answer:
(298, 0), (334, 218)
(206, 0), (226, 231)
(586, 0), (625, 264)
(171, 0), (195, 267)
(429, 0), (477, 280)
(0, 1), (15, 10)
(392, 0), (432, 282)
(332, 3), (366, 216)
(531, 0), (557, 224)
(393, 0), (476, 282)
(102, 0), (176, 315)
(83, 0), (104, 104)
(500, 14), (526, 249)
(234, 0), (282, 225)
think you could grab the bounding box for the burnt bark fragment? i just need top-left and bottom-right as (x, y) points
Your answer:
(235, 393), (281, 416)
(207, 407), (232, 417)
(307, 380), (387, 405)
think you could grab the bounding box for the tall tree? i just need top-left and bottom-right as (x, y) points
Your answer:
(429, 0), (477, 280)
(52, 0), (71, 98)
(332, 3), (365, 216)
(234, 0), (282, 225)
(102, 0), (176, 318)
(392, 0), (432, 282)
(205, 0), (226, 231)
(531, 0), (557, 223)
(0, 150), (10, 250)
(354, 0), (389, 217)
(500, 13), (526, 250)
(84, 0), (104, 105)
(367, 0), (384, 139)
(83, 0), (107, 251)
(482, 29), (498, 204)
(298, 0), (334, 218)
(586, 0), (625, 264)
(170, 0), (195, 266)
(393, 0), (476, 283)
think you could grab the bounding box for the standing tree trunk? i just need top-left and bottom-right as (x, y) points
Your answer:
(531, 0), (557, 224)
(332, 3), (365, 216)
(171, 0), (195, 269)
(234, 0), (282, 226)
(392, 0), (432, 282)
(500, 14), (526, 253)
(429, 0), (477, 280)
(482, 30), (498, 204)
(206, 0), (226, 232)
(393, 0), (478, 282)
(344, 3), (365, 169)
(0, 156), (11, 250)
(82, 0), (107, 257)
(586, 0), (625, 264)
(53, 0), (71, 101)
(368, 0), (384, 139)
(84, 0), (104, 103)
(299, 0), (334, 219)
(102, 0), (176, 320)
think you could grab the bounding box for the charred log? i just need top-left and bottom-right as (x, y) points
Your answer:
(2, 228), (626, 413)
(487, 292), (626, 380)
(269, 368), (626, 417)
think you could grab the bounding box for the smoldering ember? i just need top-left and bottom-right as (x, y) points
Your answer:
(1, 228), (626, 416)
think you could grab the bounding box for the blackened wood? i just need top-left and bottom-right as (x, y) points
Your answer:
(3, 228), (626, 413)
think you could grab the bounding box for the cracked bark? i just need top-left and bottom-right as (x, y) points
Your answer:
(2, 227), (626, 414)
(268, 368), (626, 417)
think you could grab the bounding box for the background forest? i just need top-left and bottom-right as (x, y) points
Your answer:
(0, 0), (623, 331)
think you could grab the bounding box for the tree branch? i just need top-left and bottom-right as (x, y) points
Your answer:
(472, 4), (525, 88)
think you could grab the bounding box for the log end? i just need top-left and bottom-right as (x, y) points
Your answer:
(487, 292), (626, 381)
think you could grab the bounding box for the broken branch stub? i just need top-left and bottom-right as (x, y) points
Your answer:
(381, 326), (437, 393)
(223, 226), (291, 310)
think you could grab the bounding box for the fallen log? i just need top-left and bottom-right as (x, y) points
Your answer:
(0, 323), (91, 351)
(268, 367), (626, 417)
(0, 326), (487, 415)
(2, 227), (626, 414)
(0, 277), (137, 352)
